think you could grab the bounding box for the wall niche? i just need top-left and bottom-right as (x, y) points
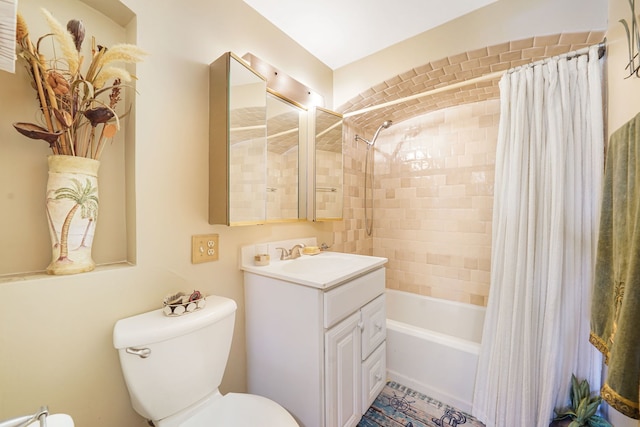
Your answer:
(0, 0), (138, 278)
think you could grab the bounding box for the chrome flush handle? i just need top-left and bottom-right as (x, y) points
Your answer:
(126, 347), (151, 358)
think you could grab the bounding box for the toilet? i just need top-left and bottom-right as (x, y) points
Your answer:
(113, 295), (298, 427)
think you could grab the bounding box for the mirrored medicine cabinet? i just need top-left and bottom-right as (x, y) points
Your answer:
(209, 52), (268, 226)
(311, 107), (344, 221)
(209, 51), (343, 225)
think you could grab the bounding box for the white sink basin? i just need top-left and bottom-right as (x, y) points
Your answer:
(281, 254), (371, 275)
(242, 251), (387, 289)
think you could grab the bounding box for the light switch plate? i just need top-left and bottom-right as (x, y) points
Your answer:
(191, 234), (219, 264)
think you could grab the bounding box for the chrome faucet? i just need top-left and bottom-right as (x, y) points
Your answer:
(276, 243), (306, 260)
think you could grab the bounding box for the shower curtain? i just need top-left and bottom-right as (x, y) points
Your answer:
(472, 45), (604, 427)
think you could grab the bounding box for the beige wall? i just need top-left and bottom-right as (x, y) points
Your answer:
(0, 0), (330, 425)
(608, 0), (640, 131)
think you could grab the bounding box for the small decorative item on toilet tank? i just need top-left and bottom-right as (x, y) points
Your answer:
(163, 290), (206, 316)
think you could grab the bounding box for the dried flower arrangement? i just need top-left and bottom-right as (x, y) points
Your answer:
(13, 8), (146, 160)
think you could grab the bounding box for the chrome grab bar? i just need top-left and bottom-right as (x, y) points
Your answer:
(0, 406), (48, 427)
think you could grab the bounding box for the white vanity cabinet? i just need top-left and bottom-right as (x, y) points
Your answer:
(243, 266), (386, 427)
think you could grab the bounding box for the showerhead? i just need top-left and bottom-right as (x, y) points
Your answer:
(355, 120), (393, 147)
(369, 120), (393, 146)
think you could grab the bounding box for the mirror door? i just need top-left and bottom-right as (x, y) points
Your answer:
(312, 107), (343, 221)
(209, 52), (267, 225)
(266, 90), (307, 222)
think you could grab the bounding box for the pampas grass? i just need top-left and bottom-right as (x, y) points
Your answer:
(98, 43), (147, 68)
(41, 8), (80, 75)
(16, 14), (28, 42)
(13, 8), (147, 160)
(93, 66), (133, 89)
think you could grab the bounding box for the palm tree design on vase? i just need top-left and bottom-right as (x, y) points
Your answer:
(45, 189), (60, 249)
(50, 177), (98, 265)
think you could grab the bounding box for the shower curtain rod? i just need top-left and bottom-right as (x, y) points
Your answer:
(505, 41), (606, 74)
(344, 41), (606, 119)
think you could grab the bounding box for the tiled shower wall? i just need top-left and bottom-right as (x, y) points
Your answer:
(325, 125), (375, 255)
(340, 99), (499, 306)
(333, 32), (605, 307)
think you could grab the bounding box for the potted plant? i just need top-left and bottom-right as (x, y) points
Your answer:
(551, 374), (612, 427)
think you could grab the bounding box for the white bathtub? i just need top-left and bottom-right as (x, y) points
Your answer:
(385, 289), (486, 413)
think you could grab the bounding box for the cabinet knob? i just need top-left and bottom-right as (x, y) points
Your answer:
(358, 320), (364, 331)
(375, 322), (382, 330)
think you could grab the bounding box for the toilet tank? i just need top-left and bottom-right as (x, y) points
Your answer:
(113, 295), (237, 422)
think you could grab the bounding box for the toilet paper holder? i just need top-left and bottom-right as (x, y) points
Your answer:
(0, 406), (48, 427)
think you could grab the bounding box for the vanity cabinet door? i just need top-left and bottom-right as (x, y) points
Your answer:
(325, 311), (361, 427)
(360, 294), (386, 360)
(362, 341), (386, 413)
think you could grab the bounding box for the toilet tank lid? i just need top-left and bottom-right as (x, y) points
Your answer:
(113, 295), (237, 349)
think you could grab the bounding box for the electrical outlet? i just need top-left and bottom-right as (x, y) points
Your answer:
(191, 234), (219, 264)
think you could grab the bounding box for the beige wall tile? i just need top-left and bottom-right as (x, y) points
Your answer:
(336, 32), (604, 308)
(341, 99), (500, 307)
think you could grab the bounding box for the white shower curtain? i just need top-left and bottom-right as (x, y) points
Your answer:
(473, 45), (605, 427)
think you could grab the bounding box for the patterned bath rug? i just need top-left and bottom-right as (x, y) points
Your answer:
(358, 381), (485, 427)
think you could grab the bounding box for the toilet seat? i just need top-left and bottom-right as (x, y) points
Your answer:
(176, 393), (298, 427)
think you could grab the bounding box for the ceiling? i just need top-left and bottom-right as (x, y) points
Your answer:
(241, 2), (604, 134)
(243, 0), (498, 70)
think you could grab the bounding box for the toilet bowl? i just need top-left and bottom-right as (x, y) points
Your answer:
(113, 295), (298, 426)
(157, 391), (297, 427)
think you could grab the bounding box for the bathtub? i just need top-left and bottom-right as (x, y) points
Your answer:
(385, 289), (486, 413)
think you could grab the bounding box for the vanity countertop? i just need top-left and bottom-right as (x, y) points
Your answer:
(240, 238), (387, 289)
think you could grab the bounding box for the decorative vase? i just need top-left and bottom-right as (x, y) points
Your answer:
(45, 155), (100, 275)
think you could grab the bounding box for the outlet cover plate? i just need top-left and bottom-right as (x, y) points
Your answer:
(192, 234), (219, 264)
